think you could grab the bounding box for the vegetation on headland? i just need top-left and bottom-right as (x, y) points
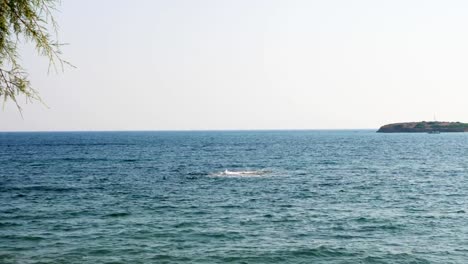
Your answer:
(377, 121), (468, 133)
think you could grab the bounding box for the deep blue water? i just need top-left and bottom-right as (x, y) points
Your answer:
(1, 130), (467, 263)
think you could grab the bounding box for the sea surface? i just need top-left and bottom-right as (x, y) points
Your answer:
(0, 130), (467, 263)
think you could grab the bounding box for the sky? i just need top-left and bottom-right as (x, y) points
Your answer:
(2, 0), (468, 131)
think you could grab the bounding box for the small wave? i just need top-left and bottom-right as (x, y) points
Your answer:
(122, 159), (137, 163)
(3, 235), (45, 241)
(3, 185), (76, 193)
(275, 245), (357, 258)
(364, 252), (431, 263)
(104, 212), (131, 218)
(0, 222), (21, 227)
(210, 169), (271, 177)
(173, 222), (196, 228)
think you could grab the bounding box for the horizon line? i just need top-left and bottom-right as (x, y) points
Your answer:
(0, 128), (378, 133)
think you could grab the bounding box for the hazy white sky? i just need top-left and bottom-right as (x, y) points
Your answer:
(2, 0), (468, 131)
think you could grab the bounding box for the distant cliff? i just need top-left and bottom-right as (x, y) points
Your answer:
(377, 121), (468, 133)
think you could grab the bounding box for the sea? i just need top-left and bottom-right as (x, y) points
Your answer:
(0, 130), (467, 263)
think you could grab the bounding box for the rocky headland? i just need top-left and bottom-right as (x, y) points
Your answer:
(377, 121), (468, 133)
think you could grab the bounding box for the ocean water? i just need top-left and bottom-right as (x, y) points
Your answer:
(0, 130), (467, 263)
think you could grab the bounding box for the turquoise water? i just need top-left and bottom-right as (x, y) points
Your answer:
(1, 130), (467, 263)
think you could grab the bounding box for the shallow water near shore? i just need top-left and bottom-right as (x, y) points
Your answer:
(1, 130), (468, 263)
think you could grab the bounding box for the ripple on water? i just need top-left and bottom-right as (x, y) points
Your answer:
(104, 212), (131, 218)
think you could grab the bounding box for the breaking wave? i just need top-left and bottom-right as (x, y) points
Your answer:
(211, 169), (271, 177)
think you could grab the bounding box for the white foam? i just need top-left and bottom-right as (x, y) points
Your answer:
(210, 169), (270, 177)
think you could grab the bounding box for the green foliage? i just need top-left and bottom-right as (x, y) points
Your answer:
(0, 0), (70, 111)
(415, 123), (425, 129)
(447, 122), (468, 129)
